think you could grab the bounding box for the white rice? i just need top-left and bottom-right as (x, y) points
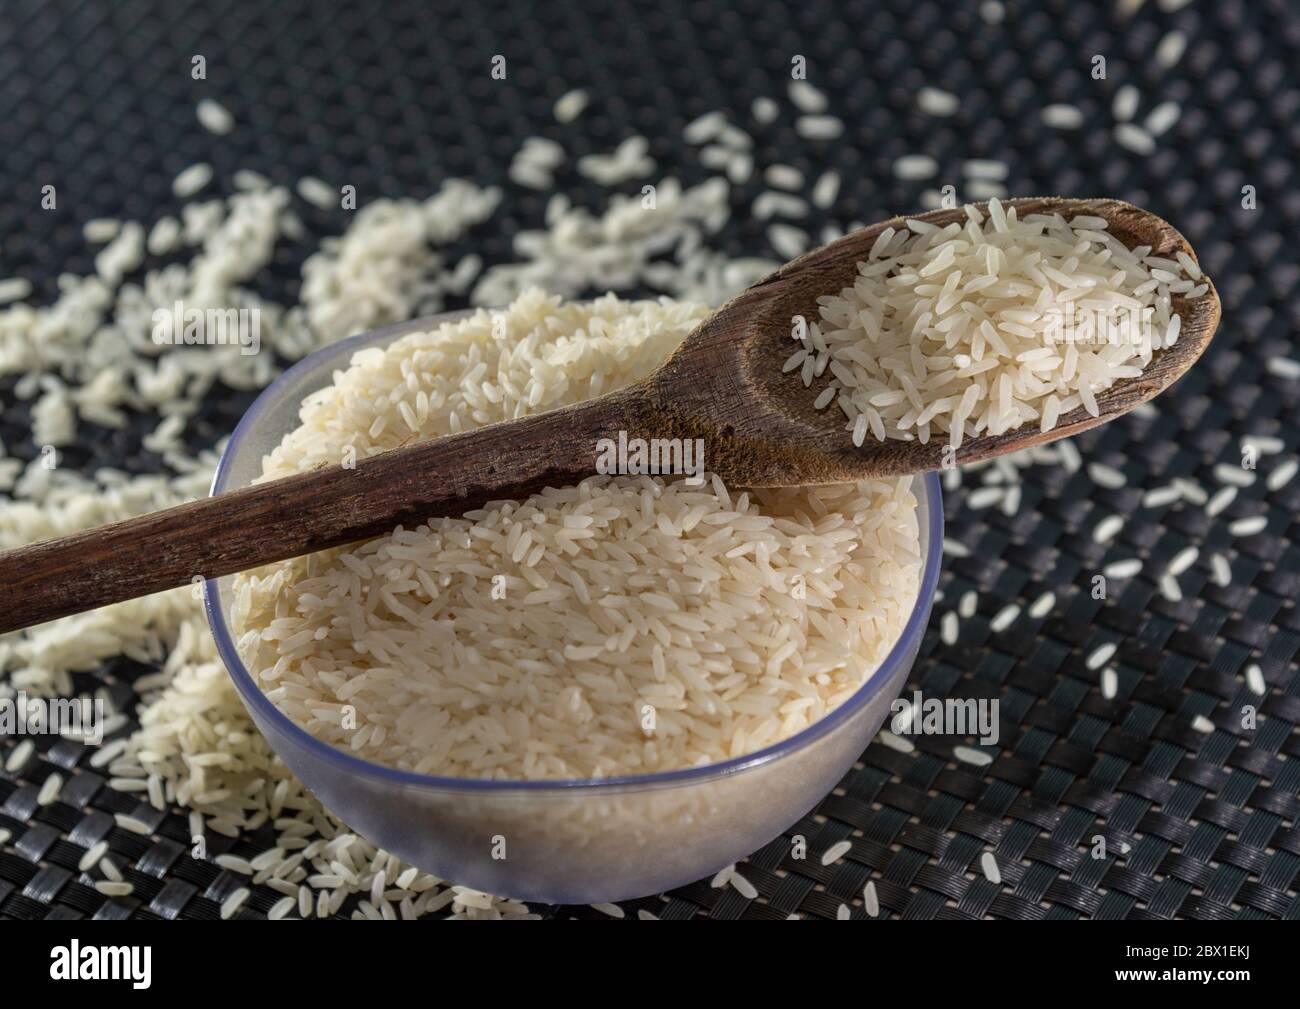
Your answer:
(1205, 486), (1237, 517)
(822, 840), (853, 866)
(1028, 591), (1055, 618)
(196, 98), (235, 135)
(1241, 434), (1284, 455)
(752, 97), (779, 123)
(1192, 714), (1215, 734)
(1245, 664), (1266, 696)
(221, 887), (250, 919)
(980, 851), (1001, 884)
(769, 223), (810, 259)
(297, 177), (336, 210)
(78, 840), (109, 872)
(729, 873), (758, 899)
(1093, 515), (1125, 543)
(1265, 356), (1300, 379)
(812, 171), (841, 209)
(788, 81), (828, 113)
(953, 745), (993, 767)
(553, 89), (589, 123)
(1088, 463), (1127, 489)
(1087, 642), (1117, 670)
(1156, 31), (1188, 68)
(1145, 102), (1181, 137)
(37, 773), (63, 806)
(799, 200), (1203, 451)
(82, 217), (121, 243)
(1102, 667), (1118, 699)
(1113, 85), (1140, 122)
(1115, 124), (1156, 155)
(1168, 545), (1198, 576)
(863, 880), (880, 917)
(0, 278), (33, 305)
(5, 740), (33, 772)
(917, 87), (959, 117)
(795, 115), (843, 139)
(991, 604), (1020, 632)
(968, 487), (1007, 510)
(1267, 458), (1298, 491)
(1103, 559), (1142, 579)
(172, 163), (213, 198)
(1228, 516), (1267, 537)
(877, 730), (915, 754)
(964, 159), (1009, 181)
(1041, 104), (1084, 129)
(1215, 464), (1255, 487)
(893, 155), (938, 180)
(114, 814), (151, 835)
(231, 291), (921, 780)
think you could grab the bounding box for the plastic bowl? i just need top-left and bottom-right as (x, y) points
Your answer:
(204, 310), (943, 904)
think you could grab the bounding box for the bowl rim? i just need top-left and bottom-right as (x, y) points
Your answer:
(204, 310), (944, 794)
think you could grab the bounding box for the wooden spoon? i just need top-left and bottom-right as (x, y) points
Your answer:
(0, 197), (1220, 633)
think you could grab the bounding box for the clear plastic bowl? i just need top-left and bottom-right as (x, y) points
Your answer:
(204, 310), (943, 904)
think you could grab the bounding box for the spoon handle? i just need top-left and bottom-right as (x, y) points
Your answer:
(0, 385), (651, 634)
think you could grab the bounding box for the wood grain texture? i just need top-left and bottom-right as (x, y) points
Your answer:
(0, 197), (1221, 633)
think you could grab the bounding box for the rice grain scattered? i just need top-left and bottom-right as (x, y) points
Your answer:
(1087, 642), (1117, 670)
(863, 880), (880, 917)
(821, 840), (853, 866)
(1103, 559), (1142, 579)
(196, 98), (235, 135)
(1228, 516), (1267, 537)
(1266, 459), (1298, 491)
(1042, 104), (1084, 129)
(917, 87), (959, 117)
(954, 745), (993, 767)
(172, 163), (212, 198)
(37, 773), (63, 806)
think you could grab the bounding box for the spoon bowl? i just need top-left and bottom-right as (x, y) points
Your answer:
(649, 197), (1221, 483)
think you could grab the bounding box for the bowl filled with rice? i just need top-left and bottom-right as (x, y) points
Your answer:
(204, 289), (942, 903)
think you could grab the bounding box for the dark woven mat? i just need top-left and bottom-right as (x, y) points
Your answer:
(2, 0), (1298, 920)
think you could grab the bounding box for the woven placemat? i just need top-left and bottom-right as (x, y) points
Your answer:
(1, 0), (1298, 920)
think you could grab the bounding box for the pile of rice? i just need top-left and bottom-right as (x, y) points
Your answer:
(231, 289), (921, 780)
(789, 199), (1210, 450)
